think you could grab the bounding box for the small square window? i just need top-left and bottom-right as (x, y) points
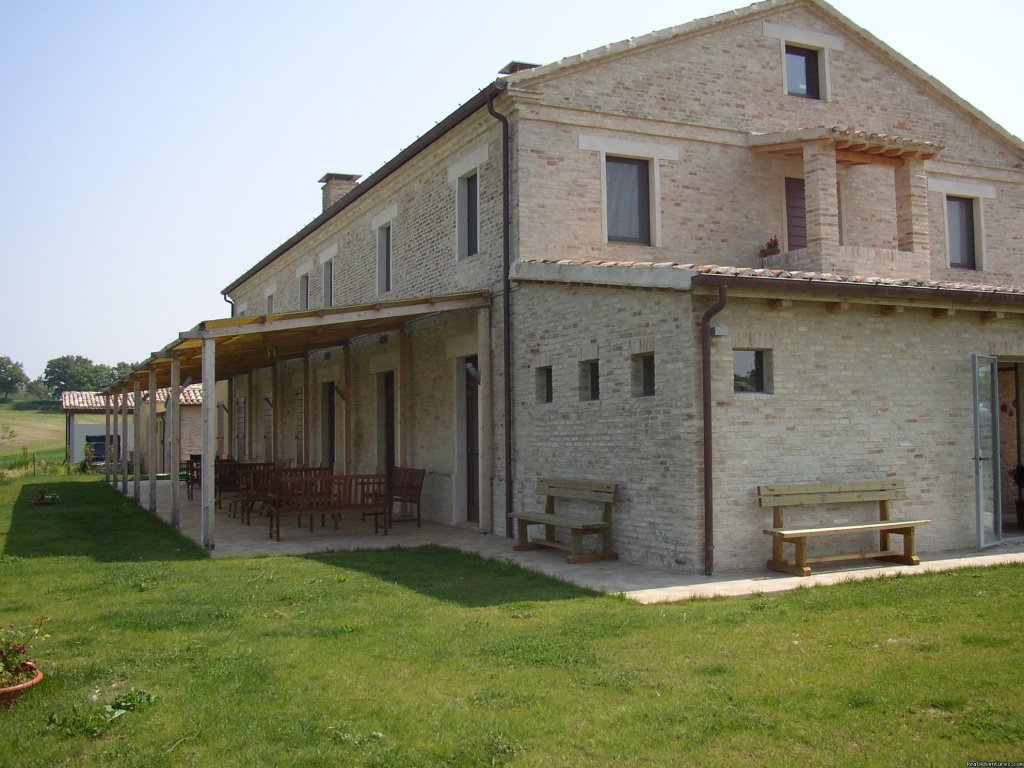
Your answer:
(377, 224), (392, 294)
(946, 195), (978, 270)
(632, 353), (655, 397)
(323, 261), (333, 308)
(606, 156), (651, 245)
(785, 45), (821, 100)
(580, 360), (600, 401)
(299, 274), (309, 310)
(535, 366), (553, 404)
(734, 349), (772, 394)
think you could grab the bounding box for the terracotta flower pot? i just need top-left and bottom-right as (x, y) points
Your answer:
(760, 248), (780, 257)
(0, 663), (43, 707)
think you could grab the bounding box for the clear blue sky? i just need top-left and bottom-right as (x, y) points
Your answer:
(1, 0), (1021, 380)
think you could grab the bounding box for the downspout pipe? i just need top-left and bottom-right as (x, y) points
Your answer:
(699, 284), (728, 576)
(487, 85), (514, 537)
(223, 293), (235, 318)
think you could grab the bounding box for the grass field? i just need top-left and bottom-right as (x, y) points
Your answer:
(0, 398), (66, 456)
(1, 474), (1023, 766)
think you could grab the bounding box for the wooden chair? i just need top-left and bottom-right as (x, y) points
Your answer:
(184, 458), (201, 501)
(384, 466), (426, 527)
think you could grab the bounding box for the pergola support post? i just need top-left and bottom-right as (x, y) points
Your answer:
(104, 394), (112, 484)
(169, 357), (181, 528)
(148, 370), (158, 513)
(201, 338), (216, 549)
(121, 386), (129, 494)
(133, 378), (142, 503)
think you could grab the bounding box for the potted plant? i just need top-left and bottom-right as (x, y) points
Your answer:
(1009, 465), (1024, 527)
(0, 618), (47, 707)
(31, 488), (59, 507)
(760, 236), (781, 257)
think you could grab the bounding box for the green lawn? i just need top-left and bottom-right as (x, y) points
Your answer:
(1, 475), (1022, 766)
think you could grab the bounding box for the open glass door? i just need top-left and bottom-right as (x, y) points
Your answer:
(972, 354), (1002, 547)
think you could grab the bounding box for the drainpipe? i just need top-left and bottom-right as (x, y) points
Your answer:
(487, 85), (514, 537)
(699, 285), (728, 576)
(223, 293), (235, 318)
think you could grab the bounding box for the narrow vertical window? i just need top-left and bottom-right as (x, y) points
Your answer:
(459, 171), (479, 258)
(947, 195), (977, 269)
(633, 353), (655, 397)
(785, 177), (807, 250)
(580, 360), (600, 401)
(606, 156), (651, 245)
(266, 293), (274, 314)
(299, 274), (309, 310)
(536, 366), (553, 404)
(378, 224), (392, 294)
(785, 45), (820, 99)
(323, 260), (333, 308)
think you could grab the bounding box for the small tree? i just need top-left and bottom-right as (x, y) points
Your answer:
(0, 357), (29, 402)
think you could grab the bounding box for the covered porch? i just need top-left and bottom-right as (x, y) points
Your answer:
(101, 291), (494, 551)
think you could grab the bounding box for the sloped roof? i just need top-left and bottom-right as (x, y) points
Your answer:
(61, 385), (204, 413)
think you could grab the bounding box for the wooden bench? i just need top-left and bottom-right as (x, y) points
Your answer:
(512, 478), (618, 564)
(757, 480), (931, 577)
(333, 474), (390, 535)
(268, 475), (336, 541)
(267, 473), (389, 541)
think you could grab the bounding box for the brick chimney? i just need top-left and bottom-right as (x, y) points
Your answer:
(319, 173), (361, 211)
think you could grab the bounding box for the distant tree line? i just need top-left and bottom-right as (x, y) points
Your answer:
(0, 355), (137, 400)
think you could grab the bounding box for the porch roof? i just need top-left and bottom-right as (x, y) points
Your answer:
(749, 125), (944, 164)
(109, 291), (491, 393)
(513, 258), (1024, 309)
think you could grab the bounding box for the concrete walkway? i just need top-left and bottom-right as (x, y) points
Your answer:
(124, 479), (1024, 604)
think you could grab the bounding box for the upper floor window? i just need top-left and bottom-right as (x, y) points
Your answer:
(323, 260), (333, 308)
(785, 45), (821, 99)
(946, 195), (978, 270)
(298, 273), (309, 310)
(266, 293), (274, 314)
(606, 156), (651, 245)
(458, 171), (479, 259)
(377, 223), (392, 294)
(763, 22), (841, 102)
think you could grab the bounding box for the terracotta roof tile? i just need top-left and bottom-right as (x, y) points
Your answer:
(61, 385), (204, 412)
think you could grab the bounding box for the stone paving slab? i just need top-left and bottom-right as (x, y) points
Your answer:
(125, 479), (1024, 603)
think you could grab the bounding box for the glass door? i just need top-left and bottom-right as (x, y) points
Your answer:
(972, 354), (1002, 546)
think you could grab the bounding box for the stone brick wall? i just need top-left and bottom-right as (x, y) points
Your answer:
(229, 114), (505, 316)
(513, 2), (1023, 283)
(512, 282), (702, 570)
(704, 292), (1024, 571)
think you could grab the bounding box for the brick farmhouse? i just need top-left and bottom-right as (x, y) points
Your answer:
(108, 0), (1024, 573)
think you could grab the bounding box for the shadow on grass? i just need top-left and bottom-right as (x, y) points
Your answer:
(3, 480), (208, 562)
(304, 545), (598, 608)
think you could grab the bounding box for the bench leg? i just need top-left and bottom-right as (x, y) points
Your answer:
(766, 535), (812, 577)
(875, 527), (921, 566)
(513, 519), (537, 551)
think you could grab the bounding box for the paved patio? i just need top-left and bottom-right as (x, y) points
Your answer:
(120, 478), (1024, 604)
